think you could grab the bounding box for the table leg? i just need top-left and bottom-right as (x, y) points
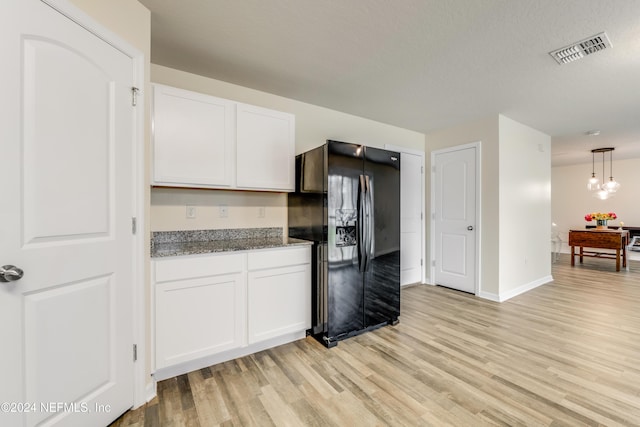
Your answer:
(571, 246), (575, 266)
(579, 246), (584, 264)
(616, 249), (620, 271)
(623, 245), (627, 268)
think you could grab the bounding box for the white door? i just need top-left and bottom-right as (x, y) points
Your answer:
(0, 1), (134, 426)
(433, 146), (477, 293)
(399, 152), (424, 285)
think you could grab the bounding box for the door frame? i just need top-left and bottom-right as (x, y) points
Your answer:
(429, 141), (481, 295)
(43, 0), (148, 409)
(385, 144), (426, 284)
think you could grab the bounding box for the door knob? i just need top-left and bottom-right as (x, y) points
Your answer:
(0, 265), (24, 282)
(467, 226), (474, 231)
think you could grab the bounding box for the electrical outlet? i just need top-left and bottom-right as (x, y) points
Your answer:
(258, 207), (265, 218)
(186, 205), (196, 219)
(219, 204), (228, 218)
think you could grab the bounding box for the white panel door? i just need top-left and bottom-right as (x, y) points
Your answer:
(0, 1), (134, 426)
(399, 152), (423, 285)
(434, 147), (476, 293)
(236, 103), (295, 191)
(152, 84), (235, 188)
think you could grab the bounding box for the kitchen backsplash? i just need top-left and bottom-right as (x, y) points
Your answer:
(150, 187), (287, 232)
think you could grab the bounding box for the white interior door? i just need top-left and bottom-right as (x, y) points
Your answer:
(0, 1), (134, 425)
(399, 151), (424, 285)
(433, 146), (477, 293)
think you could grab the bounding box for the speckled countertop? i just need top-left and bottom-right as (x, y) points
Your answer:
(150, 227), (312, 258)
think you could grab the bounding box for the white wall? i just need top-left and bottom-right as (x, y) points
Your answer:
(498, 116), (551, 297)
(150, 64), (425, 232)
(552, 158), (640, 259)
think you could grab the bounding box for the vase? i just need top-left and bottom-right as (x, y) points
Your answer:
(596, 219), (607, 230)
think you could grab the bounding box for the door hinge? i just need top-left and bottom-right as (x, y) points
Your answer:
(421, 166), (424, 174)
(420, 259), (423, 266)
(432, 260), (436, 267)
(421, 212), (423, 220)
(131, 87), (140, 106)
(132, 217), (137, 234)
(133, 344), (138, 362)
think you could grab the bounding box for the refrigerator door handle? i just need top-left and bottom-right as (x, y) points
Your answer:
(364, 175), (374, 271)
(365, 175), (375, 271)
(357, 174), (367, 272)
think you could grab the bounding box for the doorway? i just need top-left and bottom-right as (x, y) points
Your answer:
(0, 0), (144, 425)
(386, 145), (425, 286)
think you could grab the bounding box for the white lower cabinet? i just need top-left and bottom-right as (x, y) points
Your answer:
(154, 252), (245, 370)
(247, 250), (311, 344)
(155, 272), (244, 369)
(153, 245), (310, 378)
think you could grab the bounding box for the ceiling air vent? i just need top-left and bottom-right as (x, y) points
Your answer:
(549, 32), (612, 65)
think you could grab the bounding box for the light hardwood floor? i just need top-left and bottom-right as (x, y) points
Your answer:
(112, 255), (640, 426)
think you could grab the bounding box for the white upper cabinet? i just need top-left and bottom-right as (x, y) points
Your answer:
(152, 84), (235, 188)
(236, 103), (295, 191)
(152, 84), (295, 192)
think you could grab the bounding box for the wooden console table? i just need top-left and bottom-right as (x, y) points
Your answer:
(569, 229), (630, 271)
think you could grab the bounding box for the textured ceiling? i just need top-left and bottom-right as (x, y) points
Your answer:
(138, 0), (640, 166)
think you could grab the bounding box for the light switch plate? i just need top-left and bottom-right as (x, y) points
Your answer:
(219, 204), (228, 218)
(186, 205), (196, 219)
(258, 207), (265, 218)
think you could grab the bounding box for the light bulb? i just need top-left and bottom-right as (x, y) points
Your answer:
(604, 178), (620, 193)
(587, 175), (600, 191)
(594, 188), (610, 200)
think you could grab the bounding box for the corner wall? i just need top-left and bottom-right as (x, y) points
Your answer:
(498, 115), (552, 299)
(425, 115), (553, 300)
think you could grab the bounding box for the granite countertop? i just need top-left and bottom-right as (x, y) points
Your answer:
(151, 228), (312, 258)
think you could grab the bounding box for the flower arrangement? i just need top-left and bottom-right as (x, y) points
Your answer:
(584, 212), (617, 222)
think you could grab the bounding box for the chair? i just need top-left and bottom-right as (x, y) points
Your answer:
(627, 236), (640, 270)
(551, 223), (563, 263)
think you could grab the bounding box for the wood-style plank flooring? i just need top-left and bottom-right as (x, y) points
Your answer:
(112, 255), (640, 426)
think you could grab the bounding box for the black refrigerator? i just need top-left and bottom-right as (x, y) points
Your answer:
(288, 140), (401, 347)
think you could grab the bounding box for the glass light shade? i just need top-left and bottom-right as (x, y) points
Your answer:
(587, 175), (600, 191)
(604, 178), (620, 193)
(594, 188), (610, 200)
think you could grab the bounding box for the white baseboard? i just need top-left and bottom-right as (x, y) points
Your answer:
(153, 330), (307, 381)
(145, 382), (157, 404)
(477, 291), (500, 302)
(401, 281), (429, 288)
(495, 275), (553, 302)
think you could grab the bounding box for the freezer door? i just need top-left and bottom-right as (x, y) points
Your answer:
(288, 145), (326, 243)
(326, 141), (366, 339)
(363, 147), (401, 327)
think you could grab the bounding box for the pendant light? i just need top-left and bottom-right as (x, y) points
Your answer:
(589, 147), (620, 199)
(587, 150), (600, 191)
(603, 149), (620, 193)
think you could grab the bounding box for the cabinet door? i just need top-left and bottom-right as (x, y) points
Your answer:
(247, 264), (311, 344)
(152, 84), (235, 188)
(236, 103), (295, 191)
(155, 273), (245, 369)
